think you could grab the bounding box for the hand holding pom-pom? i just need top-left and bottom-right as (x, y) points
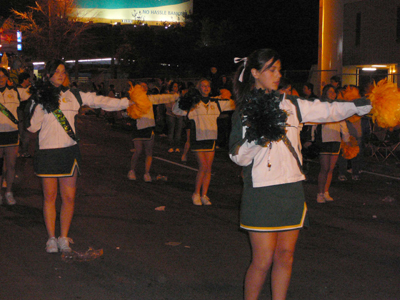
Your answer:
(29, 81), (61, 113)
(127, 83), (152, 119)
(241, 89), (288, 146)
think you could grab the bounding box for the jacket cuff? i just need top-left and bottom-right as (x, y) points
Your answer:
(354, 97), (371, 107)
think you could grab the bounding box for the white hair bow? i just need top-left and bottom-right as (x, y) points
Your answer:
(234, 57), (247, 82)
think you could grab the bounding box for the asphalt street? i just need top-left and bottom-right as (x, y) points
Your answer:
(1, 114), (399, 300)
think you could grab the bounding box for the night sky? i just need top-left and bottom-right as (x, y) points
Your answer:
(193, 0), (320, 70)
(1, 0), (320, 70)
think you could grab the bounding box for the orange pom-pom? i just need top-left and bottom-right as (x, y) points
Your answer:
(337, 85), (361, 101)
(341, 136), (359, 159)
(219, 89), (232, 99)
(337, 86), (362, 123)
(367, 79), (400, 128)
(127, 84), (152, 119)
(291, 88), (299, 96)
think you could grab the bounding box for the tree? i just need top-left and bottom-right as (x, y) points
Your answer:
(11, 0), (90, 61)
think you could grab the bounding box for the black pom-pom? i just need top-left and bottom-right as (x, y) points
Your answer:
(29, 81), (61, 113)
(241, 89), (287, 146)
(178, 87), (201, 111)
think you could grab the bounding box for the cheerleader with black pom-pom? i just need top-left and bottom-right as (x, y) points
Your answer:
(173, 79), (235, 205)
(27, 59), (131, 254)
(229, 49), (372, 300)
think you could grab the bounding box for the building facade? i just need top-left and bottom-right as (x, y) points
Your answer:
(319, 0), (400, 94)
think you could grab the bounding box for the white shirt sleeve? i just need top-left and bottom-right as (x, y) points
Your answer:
(80, 91), (130, 111)
(148, 93), (179, 105)
(27, 104), (45, 133)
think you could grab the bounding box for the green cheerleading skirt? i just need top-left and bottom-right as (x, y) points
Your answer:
(34, 144), (81, 178)
(0, 130), (19, 147)
(240, 181), (308, 232)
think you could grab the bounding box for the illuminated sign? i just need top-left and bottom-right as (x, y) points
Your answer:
(0, 29), (22, 53)
(75, 0), (193, 24)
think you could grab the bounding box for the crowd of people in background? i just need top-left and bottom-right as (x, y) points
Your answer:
(0, 61), (387, 208)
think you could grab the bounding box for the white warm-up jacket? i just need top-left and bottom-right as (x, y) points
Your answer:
(28, 88), (130, 150)
(172, 98), (235, 141)
(229, 93), (372, 188)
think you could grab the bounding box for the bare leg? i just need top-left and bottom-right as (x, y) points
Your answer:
(42, 177), (59, 238)
(270, 230), (299, 300)
(194, 151), (214, 195)
(58, 171), (78, 237)
(200, 151), (214, 196)
(318, 154), (330, 194)
(324, 155), (339, 192)
(245, 230), (299, 300)
(130, 140), (143, 171)
(143, 137), (154, 174)
(181, 129), (190, 161)
(4, 146), (18, 194)
(244, 232), (277, 300)
(194, 152), (206, 195)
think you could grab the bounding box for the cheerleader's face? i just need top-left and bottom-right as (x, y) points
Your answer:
(199, 80), (211, 97)
(326, 87), (336, 101)
(252, 59), (282, 92)
(49, 64), (67, 87)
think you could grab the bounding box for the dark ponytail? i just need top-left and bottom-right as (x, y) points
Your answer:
(233, 49), (280, 108)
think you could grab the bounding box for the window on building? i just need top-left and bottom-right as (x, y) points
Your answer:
(355, 13), (361, 46)
(357, 68), (389, 93)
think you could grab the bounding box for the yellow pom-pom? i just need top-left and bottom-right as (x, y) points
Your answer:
(367, 79), (400, 128)
(127, 83), (152, 119)
(341, 136), (359, 160)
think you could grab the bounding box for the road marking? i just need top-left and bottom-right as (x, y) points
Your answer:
(153, 156), (199, 172)
(361, 170), (400, 180)
(306, 159), (400, 180)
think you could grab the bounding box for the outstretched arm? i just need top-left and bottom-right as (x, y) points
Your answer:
(289, 95), (372, 124)
(148, 93), (179, 105)
(80, 91), (130, 112)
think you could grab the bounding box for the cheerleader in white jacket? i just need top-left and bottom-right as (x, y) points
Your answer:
(229, 48), (371, 300)
(173, 79), (235, 205)
(28, 59), (131, 254)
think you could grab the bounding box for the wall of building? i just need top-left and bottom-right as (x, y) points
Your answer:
(343, 0), (400, 66)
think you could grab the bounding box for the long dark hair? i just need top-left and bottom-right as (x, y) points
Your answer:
(45, 59), (66, 79)
(168, 81), (179, 92)
(234, 48), (280, 107)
